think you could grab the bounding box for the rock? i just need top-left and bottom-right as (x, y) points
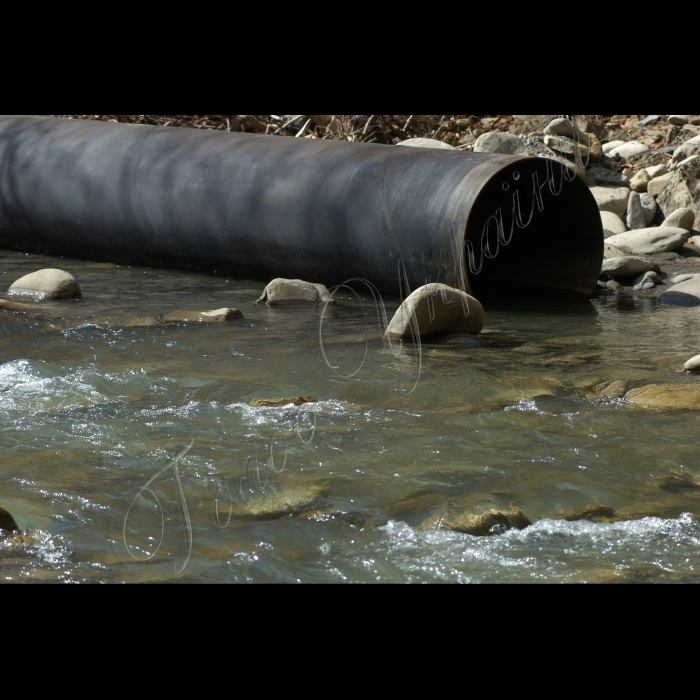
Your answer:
(558, 504), (616, 522)
(601, 257), (659, 279)
(684, 355), (700, 372)
(646, 164), (668, 179)
(8, 269), (81, 301)
(397, 138), (456, 151)
(540, 154), (586, 180)
(0, 507), (19, 533)
(633, 271), (660, 291)
(602, 140), (626, 154)
(688, 135), (700, 145)
(656, 171), (699, 226)
(625, 384), (700, 410)
(660, 277), (700, 306)
(384, 283), (484, 340)
(588, 165), (628, 187)
(671, 142), (700, 165)
(661, 208), (696, 231)
(629, 169), (650, 193)
(588, 134), (603, 160)
(590, 187), (631, 217)
(162, 308), (244, 323)
(544, 118), (575, 138)
(600, 211), (627, 236)
(690, 117), (700, 126)
(648, 173), (674, 197)
(605, 227), (690, 255)
(473, 132), (528, 156)
(671, 273), (700, 284)
(668, 115), (690, 125)
(640, 193), (657, 225)
(544, 134), (589, 158)
(418, 505), (531, 536)
(257, 278), (334, 306)
(249, 396), (315, 408)
(605, 279), (622, 292)
(607, 141), (650, 159)
(0, 299), (34, 311)
(598, 380), (628, 397)
(604, 244), (627, 259)
(626, 192), (647, 230)
(671, 155), (699, 171)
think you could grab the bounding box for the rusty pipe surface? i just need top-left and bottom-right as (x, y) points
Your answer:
(0, 116), (603, 297)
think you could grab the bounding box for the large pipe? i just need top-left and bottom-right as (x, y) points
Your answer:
(0, 116), (603, 298)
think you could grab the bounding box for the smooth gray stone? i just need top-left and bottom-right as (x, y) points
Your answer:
(473, 132), (528, 155)
(626, 192), (648, 230)
(601, 256), (659, 279)
(660, 278), (700, 306)
(397, 138), (456, 150)
(601, 211), (627, 236)
(544, 118), (575, 138)
(605, 227), (690, 255)
(640, 193), (657, 225)
(662, 208), (696, 232)
(590, 186), (631, 217)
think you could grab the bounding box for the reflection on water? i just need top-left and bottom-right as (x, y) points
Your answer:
(1, 250), (700, 583)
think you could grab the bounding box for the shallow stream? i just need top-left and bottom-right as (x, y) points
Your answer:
(2, 250), (700, 583)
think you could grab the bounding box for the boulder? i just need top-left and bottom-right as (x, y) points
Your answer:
(671, 273), (700, 284)
(473, 132), (528, 156)
(629, 169), (650, 192)
(626, 192), (647, 230)
(646, 164), (668, 179)
(660, 278), (700, 306)
(656, 171), (699, 226)
(162, 308), (244, 323)
(257, 278), (334, 306)
(397, 138), (456, 150)
(633, 271), (660, 291)
(605, 227), (690, 255)
(640, 193), (657, 225)
(601, 257), (659, 279)
(544, 134), (589, 158)
(544, 118), (575, 138)
(419, 506), (530, 536)
(662, 208), (696, 231)
(0, 299), (34, 311)
(602, 140), (626, 154)
(600, 211), (627, 236)
(590, 187), (631, 217)
(0, 507), (19, 533)
(384, 283), (484, 340)
(684, 355), (700, 372)
(648, 173), (674, 197)
(668, 115), (690, 125)
(607, 141), (650, 159)
(625, 384), (700, 410)
(8, 269), (81, 301)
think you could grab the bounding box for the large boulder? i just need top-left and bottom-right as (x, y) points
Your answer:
(8, 269), (81, 301)
(590, 187), (631, 217)
(162, 308), (244, 323)
(661, 207), (696, 231)
(605, 227), (690, 255)
(257, 279), (334, 306)
(601, 257), (659, 280)
(385, 283), (484, 340)
(473, 132), (528, 155)
(600, 211), (627, 236)
(397, 138), (456, 150)
(660, 277), (700, 306)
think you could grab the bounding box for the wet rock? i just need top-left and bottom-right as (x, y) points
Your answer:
(558, 504), (616, 522)
(0, 507), (19, 533)
(633, 270), (660, 291)
(417, 503), (530, 536)
(605, 227), (690, 255)
(473, 132), (528, 156)
(0, 299), (34, 311)
(8, 269), (81, 301)
(397, 138), (456, 150)
(257, 278), (334, 306)
(602, 140), (626, 154)
(640, 193), (657, 225)
(597, 380), (628, 397)
(227, 477), (329, 521)
(607, 141), (649, 159)
(671, 273), (700, 284)
(249, 396), (315, 408)
(648, 173), (674, 197)
(660, 277), (700, 306)
(661, 208), (696, 231)
(162, 308), (244, 323)
(625, 384), (700, 410)
(629, 169), (650, 193)
(601, 256), (659, 279)
(605, 279), (622, 292)
(544, 118), (575, 138)
(590, 187), (630, 217)
(668, 115), (690, 126)
(646, 164), (668, 179)
(684, 355), (700, 372)
(626, 192), (648, 230)
(601, 211), (627, 236)
(384, 283), (484, 341)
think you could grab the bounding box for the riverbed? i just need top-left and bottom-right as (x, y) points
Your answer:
(2, 250), (700, 583)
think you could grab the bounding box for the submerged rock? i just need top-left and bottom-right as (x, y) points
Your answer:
(257, 278), (333, 306)
(625, 384), (700, 409)
(0, 299), (34, 311)
(0, 507), (18, 533)
(418, 505), (531, 536)
(384, 283), (484, 340)
(605, 227), (690, 255)
(249, 396), (315, 408)
(596, 380), (629, 398)
(8, 269), (81, 301)
(162, 308), (244, 323)
(557, 504), (616, 522)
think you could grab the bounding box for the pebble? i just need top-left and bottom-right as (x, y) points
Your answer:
(8, 269), (81, 301)
(602, 140), (626, 154)
(661, 208), (696, 232)
(671, 142), (700, 165)
(671, 155), (699, 171)
(590, 186), (631, 217)
(605, 227), (690, 255)
(600, 211), (627, 236)
(607, 141), (650, 159)
(683, 355), (700, 372)
(670, 273), (700, 284)
(473, 132), (528, 155)
(257, 278), (334, 306)
(640, 193), (657, 225)
(604, 244), (627, 259)
(601, 256), (659, 279)
(544, 134), (589, 157)
(626, 192), (647, 230)
(633, 271), (660, 291)
(629, 169), (650, 192)
(645, 164), (668, 179)
(656, 172), (698, 225)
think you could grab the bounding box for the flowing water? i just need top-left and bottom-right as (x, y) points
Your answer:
(2, 250), (700, 583)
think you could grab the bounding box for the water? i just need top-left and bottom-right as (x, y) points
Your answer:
(2, 250), (700, 583)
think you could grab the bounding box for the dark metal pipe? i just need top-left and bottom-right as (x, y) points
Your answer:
(0, 116), (603, 298)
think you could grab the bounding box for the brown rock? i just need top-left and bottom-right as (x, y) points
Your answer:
(8, 269), (81, 301)
(557, 504), (616, 522)
(419, 506), (531, 536)
(249, 396), (315, 408)
(162, 308), (244, 323)
(257, 278), (334, 306)
(625, 384), (700, 409)
(0, 299), (34, 311)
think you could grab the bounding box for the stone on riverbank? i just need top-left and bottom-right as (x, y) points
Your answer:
(626, 192), (648, 230)
(607, 141), (649, 159)
(625, 384), (700, 410)
(544, 118), (575, 138)
(684, 355), (700, 372)
(647, 173), (673, 197)
(397, 138), (456, 150)
(633, 271), (660, 291)
(601, 211), (627, 236)
(162, 308), (244, 323)
(0, 507), (19, 533)
(660, 277), (700, 306)
(640, 193), (657, 225)
(8, 269), (81, 301)
(605, 227), (690, 255)
(671, 274), (700, 284)
(590, 187), (630, 217)
(384, 283), (484, 340)
(257, 278), (334, 306)
(473, 132), (528, 155)
(604, 244), (627, 259)
(629, 170), (650, 193)
(646, 164), (667, 179)
(601, 257), (659, 280)
(661, 207), (696, 232)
